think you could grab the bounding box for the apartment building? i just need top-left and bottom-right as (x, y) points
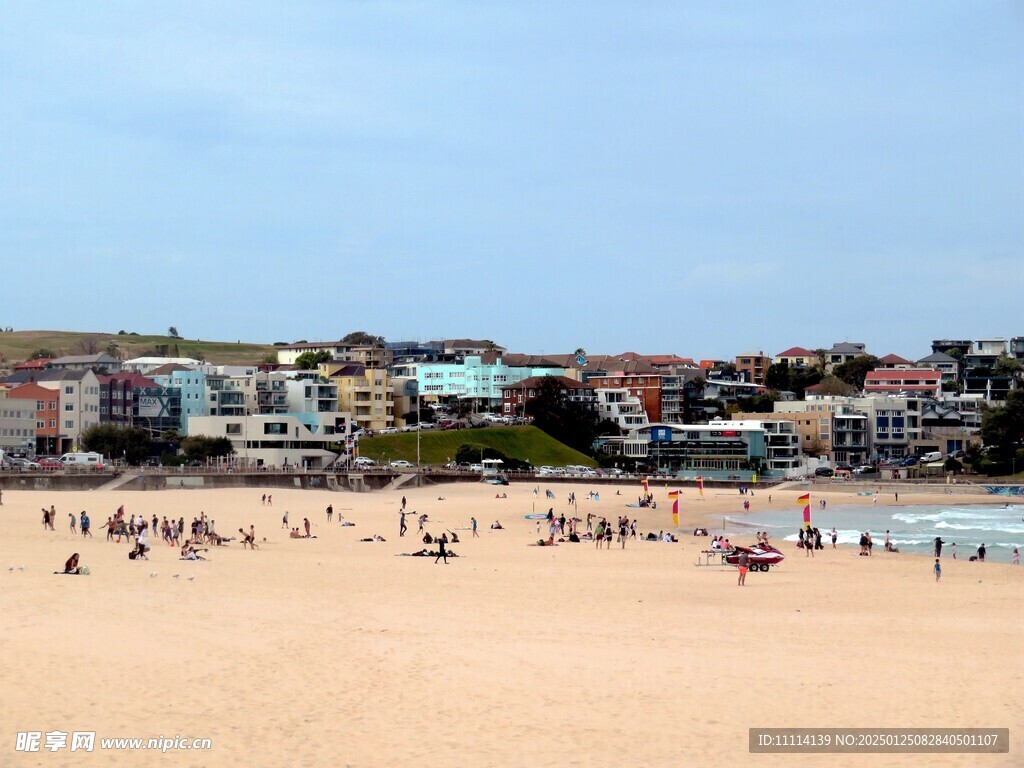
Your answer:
(186, 413), (351, 470)
(863, 369), (941, 398)
(735, 352), (771, 385)
(500, 376), (595, 417)
(149, 365), (207, 432)
(325, 364), (395, 432)
(585, 371), (662, 423)
(416, 356), (563, 407)
(593, 389), (649, 431)
(3, 383), (59, 454)
(0, 396), (37, 456)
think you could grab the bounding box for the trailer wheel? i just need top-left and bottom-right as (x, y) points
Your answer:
(759, 563), (770, 572)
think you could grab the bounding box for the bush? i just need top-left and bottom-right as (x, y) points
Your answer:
(160, 453), (185, 467)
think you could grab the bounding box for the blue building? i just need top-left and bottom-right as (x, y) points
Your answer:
(148, 364), (207, 434)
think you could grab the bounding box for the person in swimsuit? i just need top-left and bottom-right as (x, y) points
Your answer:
(435, 536), (448, 564)
(737, 550), (749, 586)
(80, 512), (91, 537)
(62, 553), (80, 574)
(281, 510), (289, 529)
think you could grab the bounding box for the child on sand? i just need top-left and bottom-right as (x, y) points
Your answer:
(934, 558), (941, 582)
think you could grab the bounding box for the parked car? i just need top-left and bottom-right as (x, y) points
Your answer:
(400, 424), (420, 432)
(948, 449), (966, 459)
(814, 467), (834, 477)
(38, 457), (64, 469)
(9, 457), (41, 469)
(418, 422), (436, 430)
(468, 463), (484, 472)
(852, 465), (875, 475)
(899, 456), (919, 467)
(378, 427), (399, 435)
(352, 457), (376, 467)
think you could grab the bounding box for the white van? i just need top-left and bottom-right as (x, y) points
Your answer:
(920, 451), (943, 463)
(59, 452), (105, 468)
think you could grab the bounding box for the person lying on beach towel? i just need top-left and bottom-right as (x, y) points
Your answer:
(490, 521), (504, 530)
(360, 535), (387, 542)
(530, 537), (558, 547)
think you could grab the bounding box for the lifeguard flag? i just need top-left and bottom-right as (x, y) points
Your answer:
(798, 493), (811, 529)
(641, 477), (649, 494)
(667, 490), (679, 499)
(696, 476), (704, 497)
(751, 473), (757, 485)
(672, 498), (679, 527)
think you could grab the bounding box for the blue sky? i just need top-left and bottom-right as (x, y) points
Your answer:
(1, 2), (1021, 360)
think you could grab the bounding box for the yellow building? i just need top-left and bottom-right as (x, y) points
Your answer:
(322, 363), (395, 432)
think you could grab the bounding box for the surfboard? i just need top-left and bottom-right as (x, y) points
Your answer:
(524, 513), (548, 520)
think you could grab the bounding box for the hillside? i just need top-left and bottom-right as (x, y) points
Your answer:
(357, 426), (597, 468)
(0, 330), (276, 366)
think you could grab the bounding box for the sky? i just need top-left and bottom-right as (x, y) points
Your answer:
(1, 2), (1021, 361)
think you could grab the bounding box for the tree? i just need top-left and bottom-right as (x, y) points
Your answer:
(341, 331), (385, 347)
(29, 348), (56, 360)
(168, 326), (180, 338)
(812, 348), (828, 375)
(811, 376), (857, 396)
(80, 424), (152, 465)
(181, 435), (235, 461)
(295, 350), (332, 369)
(979, 389), (1024, 464)
(833, 355), (880, 390)
(73, 336), (101, 355)
(994, 354), (1023, 384)
(105, 341), (120, 359)
(573, 347), (587, 357)
(764, 361), (791, 392)
(525, 375), (617, 456)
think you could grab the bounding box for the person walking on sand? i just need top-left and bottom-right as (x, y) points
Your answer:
(1013, 547), (1019, 566)
(399, 511), (408, 537)
(435, 536), (448, 564)
(951, 542), (957, 560)
(267, 495), (272, 506)
(977, 543), (986, 562)
(326, 504), (333, 523)
(831, 527), (838, 549)
(418, 514), (428, 533)
(737, 550), (749, 586)
(401, 496), (406, 511)
(69, 512), (77, 534)
(587, 512), (594, 532)
(934, 537), (944, 558)
(934, 558), (941, 582)
(80, 512), (91, 538)
(304, 518), (311, 538)
(471, 517), (479, 538)
(281, 510), (289, 529)
(594, 520), (605, 549)
(261, 494), (266, 506)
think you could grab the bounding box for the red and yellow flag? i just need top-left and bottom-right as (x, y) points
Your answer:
(667, 490), (679, 499)
(696, 476), (704, 497)
(672, 498), (679, 527)
(798, 493), (812, 530)
(641, 477), (649, 495)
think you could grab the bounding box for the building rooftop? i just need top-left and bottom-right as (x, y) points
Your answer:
(775, 346), (816, 358)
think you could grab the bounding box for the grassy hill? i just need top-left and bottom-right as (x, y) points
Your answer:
(358, 426), (597, 468)
(0, 330), (276, 366)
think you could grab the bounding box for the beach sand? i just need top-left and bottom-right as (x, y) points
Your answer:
(0, 482), (1020, 767)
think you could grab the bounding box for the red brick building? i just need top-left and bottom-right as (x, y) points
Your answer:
(585, 371), (663, 423)
(501, 376), (595, 417)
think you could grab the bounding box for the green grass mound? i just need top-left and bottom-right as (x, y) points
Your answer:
(358, 425), (596, 468)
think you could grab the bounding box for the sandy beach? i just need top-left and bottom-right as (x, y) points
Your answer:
(0, 481), (1020, 767)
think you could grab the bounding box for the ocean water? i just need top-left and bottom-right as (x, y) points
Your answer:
(726, 503), (1023, 561)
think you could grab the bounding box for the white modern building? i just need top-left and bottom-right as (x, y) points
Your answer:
(593, 388), (649, 431)
(186, 412), (352, 470)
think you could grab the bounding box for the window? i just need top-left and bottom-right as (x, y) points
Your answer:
(65, 420), (74, 429)
(226, 423), (242, 435)
(65, 386), (73, 395)
(50, 420), (56, 428)
(65, 404), (73, 411)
